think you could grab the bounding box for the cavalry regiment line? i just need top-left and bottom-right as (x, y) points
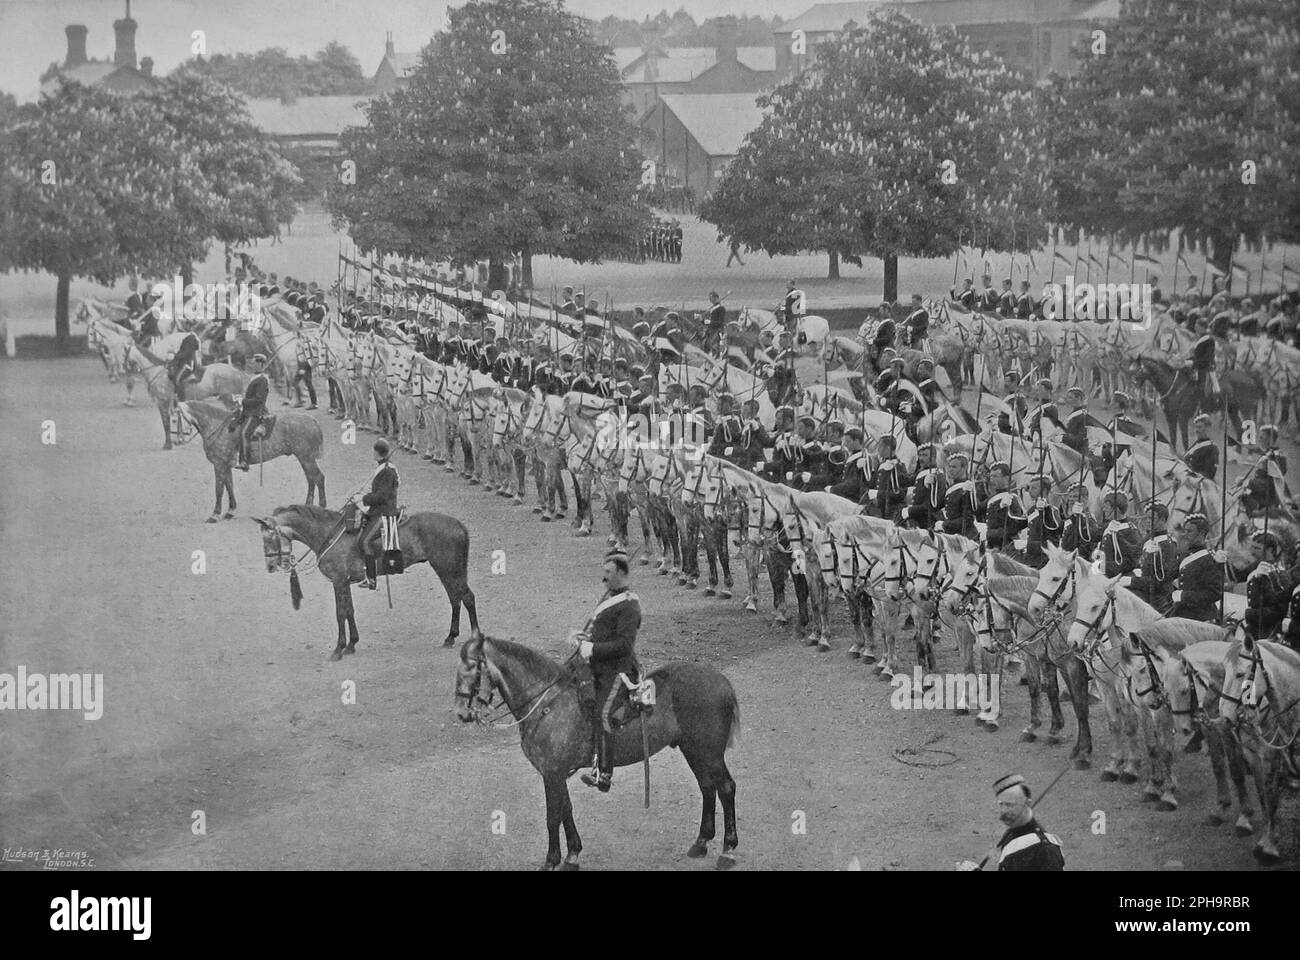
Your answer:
(74, 260), (1300, 867)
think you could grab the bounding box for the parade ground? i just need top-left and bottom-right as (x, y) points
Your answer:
(3, 356), (1295, 871)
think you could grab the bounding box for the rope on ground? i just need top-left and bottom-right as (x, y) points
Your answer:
(892, 731), (958, 767)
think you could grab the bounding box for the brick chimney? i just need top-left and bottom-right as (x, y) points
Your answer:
(65, 25), (88, 67)
(715, 16), (739, 64)
(385, 32), (395, 59)
(113, 10), (138, 70)
(641, 23), (663, 81)
(139, 56), (153, 78)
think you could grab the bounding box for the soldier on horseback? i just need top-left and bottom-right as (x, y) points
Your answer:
(1183, 413), (1218, 480)
(167, 332), (202, 401)
(1169, 514), (1226, 624)
(1182, 314), (1219, 402)
(352, 438), (400, 590)
(572, 549), (642, 793)
(1134, 500), (1178, 613)
(1240, 425), (1289, 517)
(229, 353), (270, 471)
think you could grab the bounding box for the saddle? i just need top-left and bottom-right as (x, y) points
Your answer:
(571, 662), (656, 731)
(245, 410), (276, 440)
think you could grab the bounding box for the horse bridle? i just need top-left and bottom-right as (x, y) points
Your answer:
(1032, 561), (1077, 613)
(1232, 646), (1300, 751)
(456, 654), (565, 728)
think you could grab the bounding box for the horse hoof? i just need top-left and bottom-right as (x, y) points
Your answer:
(1252, 847), (1280, 866)
(954, 708), (970, 716)
(848, 650), (860, 659)
(1204, 812), (1227, 827)
(1073, 758), (1091, 771)
(574, 528), (591, 538)
(703, 587), (716, 597)
(639, 556), (650, 566)
(557, 861), (580, 872)
(984, 723), (1000, 733)
(1139, 792), (1158, 804)
(328, 651), (343, 662)
(442, 637), (456, 648)
(540, 514), (552, 522)
(860, 654), (876, 663)
(687, 841), (708, 859)
(1100, 770), (1119, 782)
(205, 515), (219, 524)
(1234, 824), (1254, 838)
(1119, 771), (1140, 785)
(817, 641), (831, 653)
(343, 646), (356, 656)
(539, 863), (558, 872)
(222, 512), (235, 520)
(1156, 800), (1178, 812)
(715, 853), (736, 871)
(512, 497), (524, 506)
(718, 590), (732, 600)
(1020, 731), (1037, 743)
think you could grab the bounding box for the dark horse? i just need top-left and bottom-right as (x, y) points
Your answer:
(253, 504), (481, 660)
(455, 634), (740, 870)
(1130, 353), (1261, 452)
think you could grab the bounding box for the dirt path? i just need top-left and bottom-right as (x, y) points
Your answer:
(1, 359), (1294, 871)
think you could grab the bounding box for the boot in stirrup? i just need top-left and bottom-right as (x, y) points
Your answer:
(361, 556), (378, 590)
(580, 731), (612, 792)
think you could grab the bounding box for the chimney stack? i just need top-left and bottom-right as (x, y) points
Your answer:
(715, 16), (739, 64)
(385, 32), (395, 59)
(113, 11), (138, 70)
(140, 56), (153, 78)
(65, 24), (88, 67)
(641, 23), (663, 81)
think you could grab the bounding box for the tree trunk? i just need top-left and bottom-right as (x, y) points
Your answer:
(487, 259), (510, 293)
(181, 262), (194, 290)
(224, 243), (232, 276)
(827, 250), (840, 279)
(521, 244), (533, 292)
(883, 253), (900, 304)
(55, 272), (72, 354)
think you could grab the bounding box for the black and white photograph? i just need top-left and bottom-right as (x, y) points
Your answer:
(1, 0), (1298, 899)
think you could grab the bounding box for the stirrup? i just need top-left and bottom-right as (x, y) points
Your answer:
(580, 767), (611, 792)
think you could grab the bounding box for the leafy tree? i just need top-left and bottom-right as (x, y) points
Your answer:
(327, 0), (648, 290)
(144, 69), (300, 285)
(180, 45), (370, 99)
(702, 10), (1049, 297)
(1045, 0), (1300, 276)
(0, 83), (210, 350)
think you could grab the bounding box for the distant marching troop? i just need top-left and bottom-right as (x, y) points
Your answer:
(75, 254), (1300, 865)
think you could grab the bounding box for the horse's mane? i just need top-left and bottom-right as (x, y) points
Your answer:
(1133, 618), (1224, 653)
(484, 636), (566, 682)
(987, 575), (1039, 615)
(188, 396), (238, 416)
(989, 551), (1035, 577)
(276, 503), (342, 525)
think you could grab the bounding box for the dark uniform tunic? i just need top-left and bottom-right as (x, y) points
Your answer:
(941, 480), (981, 539)
(1134, 533), (1179, 613)
(1244, 564), (1291, 639)
(1061, 507), (1098, 559)
(904, 466), (947, 529)
(1170, 548), (1223, 623)
(1184, 439), (1218, 481)
(1024, 499), (1062, 568)
(872, 456), (910, 519)
(1062, 407), (1089, 457)
(708, 415), (745, 464)
(360, 460), (400, 558)
(1026, 402), (1061, 440)
(996, 818), (1064, 871)
(985, 491), (1028, 551)
(978, 286), (1000, 312)
(588, 588), (642, 727)
(829, 450), (870, 502)
(904, 306), (929, 348)
(1100, 521), (1142, 578)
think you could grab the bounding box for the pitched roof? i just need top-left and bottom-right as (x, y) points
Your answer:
(244, 96), (370, 137)
(621, 46), (776, 83)
(656, 93), (764, 156)
(382, 52), (421, 77)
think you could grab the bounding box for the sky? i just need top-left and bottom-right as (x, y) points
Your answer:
(0, 0), (823, 101)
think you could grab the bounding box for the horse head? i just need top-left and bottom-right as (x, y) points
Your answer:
(453, 632), (493, 723)
(1028, 542), (1078, 619)
(1066, 573), (1123, 652)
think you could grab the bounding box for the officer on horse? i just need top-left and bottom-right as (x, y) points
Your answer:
(351, 438), (400, 590)
(570, 548), (642, 793)
(229, 353), (270, 471)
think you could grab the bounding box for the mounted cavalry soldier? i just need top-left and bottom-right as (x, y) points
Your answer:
(903, 294), (929, 350)
(1169, 514), (1225, 624)
(985, 461), (1027, 553)
(1235, 531), (1292, 639)
(1240, 424), (1289, 517)
(978, 274), (1000, 313)
(1061, 387), (1090, 457)
(958, 774), (1064, 871)
(351, 438), (400, 590)
(707, 393), (744, 463)
(828, 427), (869, 500)
(871, 433), (910, 519)
(782, 280), (804, 327)
(951, 277), (976, 310)
(870, 308), (898, 370)
(167, 332), (202, 400)
(997, 278), (1016, 317)
(1099, 491), (1142, 578)
(571, 549), (642, 793)
(904, 443), (947, 529)
(1182, 314), (1219, 401)
(939, 452), (980, 538)
(1134, 500), (1178, 613)
(1061, 480), (1098, 559)
(1023, 473), (1061, 568)
(229, 353), (270, 471)
(1015, 280), (1035, 319)
(1025, 379), (1062, 440)
(1183, 413), (1219, 480)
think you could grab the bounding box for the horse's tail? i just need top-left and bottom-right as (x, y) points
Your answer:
(725, 687), (741, 749)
